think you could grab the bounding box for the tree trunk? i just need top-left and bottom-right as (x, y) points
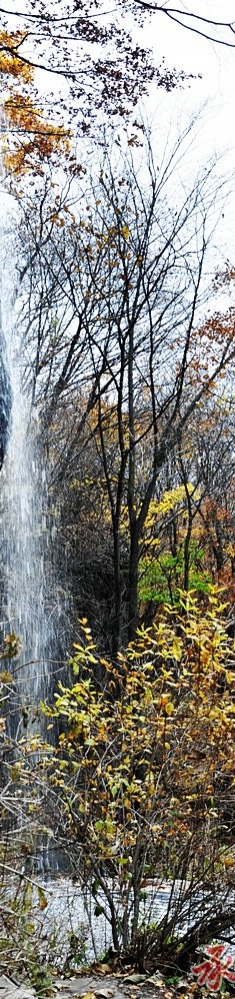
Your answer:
(127, 523), (139, 643)
(112, 518), (122, 656)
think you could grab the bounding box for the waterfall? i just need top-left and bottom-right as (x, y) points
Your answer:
(0, 322), (11, 470)
(0, 255), (63, 742)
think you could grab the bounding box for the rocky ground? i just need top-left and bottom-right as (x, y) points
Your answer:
(0, 970), (197, 999)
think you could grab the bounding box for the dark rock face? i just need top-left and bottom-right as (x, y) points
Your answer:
(0, 348), (11, 468)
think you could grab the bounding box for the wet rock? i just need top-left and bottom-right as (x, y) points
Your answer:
(0, 975), (36, 998)
(122, 975), (147, 984)
(94, 990), (114, 997)
(53, 977), (131, 998)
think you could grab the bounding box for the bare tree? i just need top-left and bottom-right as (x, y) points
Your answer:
(15, 127), (235, 652)
(0, 4), (191, 133)
(134, 4), (235, 48)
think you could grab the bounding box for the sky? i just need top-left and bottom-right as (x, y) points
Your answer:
(142, 1), (235, 267)
(1, 2), (235, 151)
(145, 10), (234, 157)
(1, 1), (235, 263)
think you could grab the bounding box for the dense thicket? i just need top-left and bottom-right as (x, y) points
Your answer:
(11, 128), (235, 652)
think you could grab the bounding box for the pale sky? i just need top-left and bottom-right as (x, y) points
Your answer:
(1, 0), (235, 262)
(147, 0), (235, 157)
(141, 1), (235, 262)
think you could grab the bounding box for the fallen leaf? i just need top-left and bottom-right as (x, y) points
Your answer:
(148, 975), (165, 986)
(92, 964), (113, 975)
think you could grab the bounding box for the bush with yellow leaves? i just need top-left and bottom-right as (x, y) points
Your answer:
(42, 586), (235, 968)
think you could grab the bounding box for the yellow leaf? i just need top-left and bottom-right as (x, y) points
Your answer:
(37, 886), (48, 910)
(165, 702), (174, 715)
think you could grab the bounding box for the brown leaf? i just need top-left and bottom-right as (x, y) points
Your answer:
(92, 964), (113, 975)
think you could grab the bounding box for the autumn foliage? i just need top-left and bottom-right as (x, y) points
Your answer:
(0, 29), (70, 177)
(0, 31), (33, 83)
(2, 4), (235, 991)
(3, 94), (70, 176)
(40, 588), (235, 965)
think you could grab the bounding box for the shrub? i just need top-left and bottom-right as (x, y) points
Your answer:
(42, 587), (235, 969)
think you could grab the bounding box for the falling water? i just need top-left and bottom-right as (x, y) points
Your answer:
(4, 397), (49, 726)
(0, 246), (63, 742)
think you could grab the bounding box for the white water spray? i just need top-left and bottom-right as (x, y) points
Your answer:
(0, 251), (59, 739)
